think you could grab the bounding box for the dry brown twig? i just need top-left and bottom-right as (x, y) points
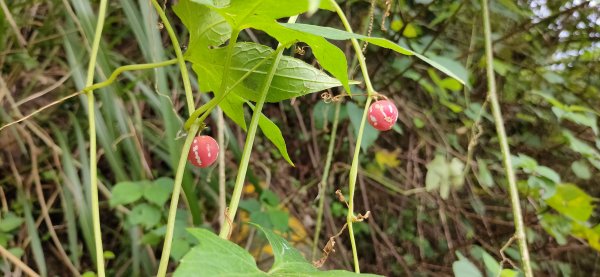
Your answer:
(314, 190), (371, 268)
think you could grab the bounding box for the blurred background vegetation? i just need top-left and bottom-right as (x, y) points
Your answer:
(0, 0), (599, 276)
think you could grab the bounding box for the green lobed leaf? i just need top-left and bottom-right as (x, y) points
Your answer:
(110, 181), (145, 207)
(247, 102), (294, 165)
(280, 23), (469, 86)
(188, 42), (342, 103)
(143, 177), (174, 206)
(128, 203), (162, 229)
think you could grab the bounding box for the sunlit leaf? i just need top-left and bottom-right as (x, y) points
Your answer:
(280, 23), (469, 86)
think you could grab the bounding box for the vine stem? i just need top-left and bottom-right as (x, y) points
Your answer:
(85, 0), (108, 275)
(0, 59), (177, 133)
(481, 0), (533, 276)
(331, 0), (376, 272)
(312, 102), (341, 259)
(219, 16), (298, 239)
(149, 0), (205, 274)
(156, 123), (201, 277)
(150, 0), (195, 113)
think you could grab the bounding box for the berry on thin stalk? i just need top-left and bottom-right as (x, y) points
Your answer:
(188, 135), (219, 168)
(367, 99), (398, 131)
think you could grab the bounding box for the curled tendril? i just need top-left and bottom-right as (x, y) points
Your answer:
(320, 91), (389, 103)
(320, 92), (345, 103)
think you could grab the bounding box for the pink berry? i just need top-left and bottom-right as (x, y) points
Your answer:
(188, 136), (219, 168)
(367, 99), (398, 131)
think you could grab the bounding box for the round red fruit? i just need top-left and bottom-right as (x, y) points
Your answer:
(367, 100), (398, 131)
(188, 135), (219, 168)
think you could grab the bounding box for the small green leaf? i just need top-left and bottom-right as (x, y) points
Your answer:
(500, 269), (519, 277)
(440, 78), (462, 91)
(449, 158), (465, 189)
(452, 253), (483, 277)
(128, 203), (162, 229)
(260, 189), (280, 206)
(481, 251), (501, 276)
(8, 247), (24, 259)
(571, 160), (592, 180)
(535, 166), (560, 183)
(477, 159), (494, 187)
(103, 251), (115, 260)
(110, 181), (145, 207)
(144, 177), (174, 206)
(425, 155), (448, 192)
(0, 213), (24, 232)
(239, 199), (261, 213)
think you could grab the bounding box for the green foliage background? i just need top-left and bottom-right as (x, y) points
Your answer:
(0, 0), (598, 276)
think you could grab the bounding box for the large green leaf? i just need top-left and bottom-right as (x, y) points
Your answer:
(280, 23), (469, 86)
(175, 226), (382, 276)
(191, 0), (333, 29)
(188, 42), (342, 103)
(250, 18), (350, 93)
(174, 228), (265, 276)
(173, 0), (231, 51)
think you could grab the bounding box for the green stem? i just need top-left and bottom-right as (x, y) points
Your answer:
(0, 59), (178, 133)
(330, 0), (376, 272)
(219, 15), (298, 238)
(312, 102), (341, 259)
(218, 45), (287, 238)
(481, 1), (533, 276)
(156, 123), (202, 277)
(84, 59), (177, 92)
(150, 0), (195, 113)
(85, 0), (108, 275)
(184, 28), (241, 131)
